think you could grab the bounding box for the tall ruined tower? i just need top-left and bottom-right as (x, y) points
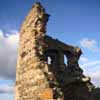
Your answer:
(15, 2), (100, 100)
(15, 3), (53, 100)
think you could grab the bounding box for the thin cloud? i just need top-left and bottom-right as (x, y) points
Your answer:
(80, 38), (100, 52)
(80, 58), (100, 87)
(85, 69), (100, 87)
(81, 60), (100, 68)
(0, 84), (14, 94)
(79, 56), (89, 63)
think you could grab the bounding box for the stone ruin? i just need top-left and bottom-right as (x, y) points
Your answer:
(15, 2), (100, 100)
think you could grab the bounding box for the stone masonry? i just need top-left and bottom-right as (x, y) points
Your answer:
(15, 2), (100, 100)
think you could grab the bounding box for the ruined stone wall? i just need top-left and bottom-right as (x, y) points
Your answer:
(15, 3), (56, 100)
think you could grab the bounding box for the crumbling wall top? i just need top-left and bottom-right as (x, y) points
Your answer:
(20, 2), (49, 35)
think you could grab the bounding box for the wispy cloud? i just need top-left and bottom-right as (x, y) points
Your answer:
(86, 69), (100, 87)
(81, 60), (100, 68)
(0, 29), (19, 80)
(79, 56), (89, 63)
(0, 84), (14, 94)
(80, 38), (100, 52)
(80, 57), (100, 87)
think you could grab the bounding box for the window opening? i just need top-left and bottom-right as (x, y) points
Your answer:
(64, 55), (67, 66)
(47, 56), (52, 64)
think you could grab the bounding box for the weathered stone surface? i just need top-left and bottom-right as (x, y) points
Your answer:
(15, 2), (52, 100)
(15, 2), (100, 100)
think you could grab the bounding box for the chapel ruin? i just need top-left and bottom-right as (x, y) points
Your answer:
(15, 2), (100, 100)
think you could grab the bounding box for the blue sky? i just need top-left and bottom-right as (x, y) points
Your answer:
(0, 0), (100, 100)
